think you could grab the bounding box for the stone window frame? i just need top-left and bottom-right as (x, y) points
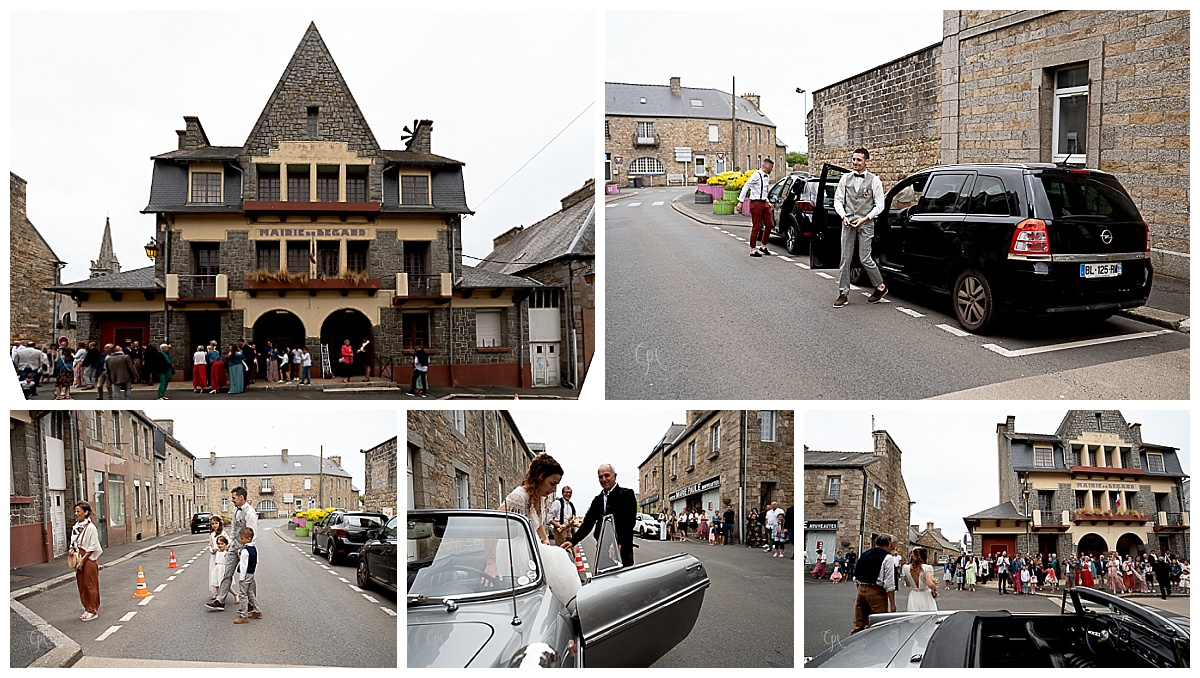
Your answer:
(1031, 40), (1102, 166)
(260, 477), (273, 493)
(826, 475), (841, 501)
(1051, 64), (1089, 163)
(454, 468), (470, 509)
(671, 453), (678, 478)
(189, 169), (223, 204)
(316, 165), (340, 202)
(687, 440), (696, 469)
(400, 172), (431, 206)
(760, 411), (775, 442)
(1033, 446), (1054, 468)
(1146, 452), (1166, 474)
(636, 120), (656, 142)
(257, 164), (281, 201)
(304, 476), (312, 490)
(709, 422), (721, 458)
(872, 484), (883, 510)
(708, 124), (718, 143)
(451, 410), (467, 436)
(604, 121), (610, 139)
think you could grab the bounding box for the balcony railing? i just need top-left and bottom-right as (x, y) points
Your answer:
(633, 133), (658, 146)
(260, 485), (273, 494)
(167, 274), (228, 300)
(394, 272), (451, 300)
(1035, 510), (1063, 526)
(1154, 511), (1189, 529)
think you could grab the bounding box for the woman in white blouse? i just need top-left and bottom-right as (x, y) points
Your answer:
(71, 501), (104, 621)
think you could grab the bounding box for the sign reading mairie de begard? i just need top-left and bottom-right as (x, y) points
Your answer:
(253, 227), (370, 239)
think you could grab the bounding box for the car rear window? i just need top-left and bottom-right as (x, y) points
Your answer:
(1036, 173), (1141, 222)
(967, 175), (1012, 216)
(917, 174), (972, 214)
(346, 516), (384, 527)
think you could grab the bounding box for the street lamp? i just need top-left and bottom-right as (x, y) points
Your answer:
(795, 88), (807, 159)
(144, 238), (161, 260)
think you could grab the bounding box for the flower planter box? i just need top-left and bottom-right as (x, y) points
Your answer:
(295, 527), (309, 537)
(694, 192), (713, 204)
(605, 183), (620, 195)
(697, 184), (724, 199)
(244, 277), (383, 291)
(723, 187), (740, 201)
(713, 201), (735, 216)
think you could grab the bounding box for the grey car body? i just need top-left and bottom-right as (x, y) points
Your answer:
(407, 509), (709, 668)
(806, 586), (1188, 668)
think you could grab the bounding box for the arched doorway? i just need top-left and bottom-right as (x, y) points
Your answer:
(1076, 533), (1108, 557)
(252, 310), (307, 356)
(320, 309), (374, 378)
(1116, 533), (1145, 558)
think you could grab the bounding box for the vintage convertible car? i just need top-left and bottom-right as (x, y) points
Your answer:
(407, 509), (710, 668)
(806, 587), (1188, 668)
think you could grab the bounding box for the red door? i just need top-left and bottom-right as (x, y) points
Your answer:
(982, 537), (1016, 557)
(99, 317), (150, 349)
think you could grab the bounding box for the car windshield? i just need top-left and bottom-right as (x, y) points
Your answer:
(408, 513), (540, 598)
(1036, 173), (1141, 222)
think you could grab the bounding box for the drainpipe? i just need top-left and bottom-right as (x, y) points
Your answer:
(740, 411), (747, 546)
(518, 294), (526, 388)
(36, 412), (53, 563)
(860, 467), (870, 556)
(564, 262), (576, 389)
(447, 216), (456, 387)
(482, 412), (490, 508)
(69, 412), (80, 508)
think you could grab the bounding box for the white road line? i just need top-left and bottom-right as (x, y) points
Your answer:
(320, 564), (330, 570)
(778, 255), (793, 262)
(339, 577), (349, 583)
(859, 292), (891, 303)
(896, 307), (925, 318)
(381, 607), (397, 617)
(726, 233), (738, 238)
(138, 596), (154, 606)
(167, 576), (177, 581)
(652, 201), (664, 205)
(153, 584), (168, 592)
(814, 272), (834, 280)
(362, 594), (380, 603)
(349, 585), (364, 593)
(328, 570), (340, 575)
(937, 324), (973, 338)
(119, 611), (137, 622)
(181, 564), (189, 568)
(712, 226), (722, 229)
(795, 262), (810, 269)
(605, 203), (617, 208)
(735, 237), (746, 241)
(982, 329), (1172, 358)
(627, 202), (642, 207)
(95, 625), (122, 642)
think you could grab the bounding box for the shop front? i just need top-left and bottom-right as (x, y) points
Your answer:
(804, 520), (839, 564)
(668, 475), (721, 523)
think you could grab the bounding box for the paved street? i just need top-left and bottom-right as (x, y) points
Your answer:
(17, 520), (395, 667)
(803, 577), (1190, 660)
(20, 379), (577, 401)
(606, 187), (1189, 400)
(574, 532), (794, 667)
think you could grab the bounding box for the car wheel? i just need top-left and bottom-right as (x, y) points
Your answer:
(311, 536), (319, 556)
(357, 553), (371, 589)
(785, 222), (800, 255)
(953, 269), (996, 333)
(327, 540), (338, 566)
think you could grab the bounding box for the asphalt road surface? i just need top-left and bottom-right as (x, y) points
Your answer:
(21, 520), (396, 667)
(605, 188), (1189, 400)
(574, 532), (794, 667)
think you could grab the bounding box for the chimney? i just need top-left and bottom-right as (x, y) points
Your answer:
(926, 522), (934, 533)
(742, 93), (761, 110)
(281, 448), (288, 463)
(561, 178), (595, 210)
(328, 455), (342, 468)
(872, 430), (890, 457)
(669, 76), (681, 97)
(492, 225), (525, 251)
(209, 451), (216, 464)
(406, 119), (434, 154)
(176, 116), (210, 151)
(1128, 422), (1142, 442)
(910, 524), (919, 534)
(686, 410), (706, 427)
(1005, 416), (1016, 435)
(155, 419), (174, 436)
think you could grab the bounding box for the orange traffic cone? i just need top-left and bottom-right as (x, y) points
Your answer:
(167, 548), (178, 568)
(514, 394), (520, 400)
(575, 547), (585, 574)
(133, 566), (152, 598)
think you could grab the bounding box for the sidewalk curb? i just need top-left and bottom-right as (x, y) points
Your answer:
(669, 196), (749, 228)
(10, 598), (82, 668)
(10, 535), (205, 602)
(1117, 306), (1190, 333)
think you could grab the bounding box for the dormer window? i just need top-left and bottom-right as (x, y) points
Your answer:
(401, 175), (430, 205)
(190, 171), (222, 203)
(690, 98), (703, 107)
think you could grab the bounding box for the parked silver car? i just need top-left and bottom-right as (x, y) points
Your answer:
(806, 587), (1188, 668)
(408, 509), (709, 668)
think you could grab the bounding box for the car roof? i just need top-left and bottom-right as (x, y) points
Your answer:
(911, 162), (1113, 176)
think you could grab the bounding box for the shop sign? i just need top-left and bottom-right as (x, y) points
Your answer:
(254, 227), (370, 238)
(1074, 481), (1137, 490)
(640, 493), (659, 506)
(667, 475), (720, 501)
(805, 521), (839, 531)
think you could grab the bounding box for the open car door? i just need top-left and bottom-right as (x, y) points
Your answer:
(571, 515), (710, 667)
(809, 163), (849, 269)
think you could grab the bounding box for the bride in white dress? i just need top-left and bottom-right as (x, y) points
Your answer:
(902, 548), (939, 612)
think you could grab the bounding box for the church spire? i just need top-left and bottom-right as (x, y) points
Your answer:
(89, 216), (121, 278)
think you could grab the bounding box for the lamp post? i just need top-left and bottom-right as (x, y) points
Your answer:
(795, 87), (807, 162)
(1022, 476), (1032, 555)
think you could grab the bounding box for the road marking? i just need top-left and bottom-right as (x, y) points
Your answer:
(138, 596), (154, 606)
(167, 576), (177, 581)
(652, 201), (664, 205)
(605, 203), (617, 208)
(181, 564), (189, 568)
(814, 272), (834, 280)
(896, 307), (925, 318)
(627, 202), (642, 207)
(338, 577), (349, 583)
(381, 607), (397, 617)
(937, 324), (973, 338)
(153, 584), (168, 592)
(712, 226), (722, 230)
(778, 255), (793, 262)
(735, 237), (746, 241)
(795, 262), (809, 269)
(328, 570), (340, 575)
(95, 626), (122, 642)
(349, 585), (364, 593)
(860, 291), (891, 303)
(726, 233), (738, 238)
(982, 329), (1172, 358)
(362, 594), (380, 603)
(320, 564), (330, 570)
(119, 611), (137, 622)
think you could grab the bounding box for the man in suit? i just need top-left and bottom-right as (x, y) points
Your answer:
(563, 464), (636, 567)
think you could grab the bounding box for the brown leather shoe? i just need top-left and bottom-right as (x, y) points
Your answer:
(248, 612), (263, 619)
(833, 294), (849, 308)
(234, 617), (249, 624)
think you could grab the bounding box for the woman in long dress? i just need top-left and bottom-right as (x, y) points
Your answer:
(207, 516), (228, 602)
(697, 511), (708, 540)
(1079, 556), (1096, 588)
(192, 345), (209, 393)
(965, 556), (978, 591)
(903, 548), (938, 612)
(227, 345), (245, 394)
(266, 342), (281, 383)
(485, 453), (565, 581)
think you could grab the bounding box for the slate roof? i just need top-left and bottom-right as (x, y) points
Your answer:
(197, 454), (351, 478)
(606, 82), (775, 126)
(804, 451), (881, 468)
(478, 190), (594, 276)
(917, 527), (961, 551)
(380, 165), (471, 215)
(144, 160), (244, 214)
(152, 146), (243, 161)
(963, 501), (1028, 522)
(1008, 432), (1061, 442)
(640, 422), (687, 467)
(380, 150), (464, 166)
(457, 265), (544, 289)
(48, 266), (162, 292)
(1138, 450), (1188, 478)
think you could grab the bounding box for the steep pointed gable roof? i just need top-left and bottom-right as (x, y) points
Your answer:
(242, 22), (381, 158)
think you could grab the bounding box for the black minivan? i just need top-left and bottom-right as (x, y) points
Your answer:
(809, 163), (1153, 332)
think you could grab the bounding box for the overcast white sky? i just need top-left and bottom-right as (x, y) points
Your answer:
(606, 10), (944, 155)
(10, 10), (595, 283)
(138, 406), (397, 495)
(804, 409), (1191, 545)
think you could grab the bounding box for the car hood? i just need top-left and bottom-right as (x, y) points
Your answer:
(407, 620), (494, 668)
(805, 613), (944, 668)
(407, 589), (566, 668)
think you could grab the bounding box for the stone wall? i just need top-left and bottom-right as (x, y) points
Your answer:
(200, 457), (355, 519)
(363, 437), (398, 515)
(606, 115), (781, 187)
(407, 410), (533, 510)
(10, 173), (61, 345)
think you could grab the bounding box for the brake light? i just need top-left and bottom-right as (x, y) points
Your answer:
(334, 528), (347, 538)
(1144, 220), (1151, 253)
(1068, 169), (1090, 175)
(1010, 219), (1051, 255)
(797, 200), (815, 215)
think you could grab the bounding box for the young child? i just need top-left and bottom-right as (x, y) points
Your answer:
(233, 527), (261, 624)
(830, 562), (844, 583)
(210, 536), (240, 603)
(1045, 566), (1058, 591)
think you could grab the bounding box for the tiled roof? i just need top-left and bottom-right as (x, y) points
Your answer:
(152, 146), (243, 161)
(606, 82), (776, 126)
(478, 191), (594, 275)
(457, 265), (544, 289)
(197, 454), (350, 478)
(963, 501), (1028, 522)
(380, 150), (464, 166)
(48, 266), (161, 291)
(804, 451), (880, 468)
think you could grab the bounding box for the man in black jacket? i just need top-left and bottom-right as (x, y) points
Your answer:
(563, 464), (636, 567)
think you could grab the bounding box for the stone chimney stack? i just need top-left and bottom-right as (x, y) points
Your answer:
(561, 178), (595, 210)
(407, 119), (434, 154)
(155, 419), (174, 436)
(927, 522), (934, 532)
(670, 77), (681, 97)
(281, 448), (288, 463)
(210, 451), (216, 464)
(742, 93), (761, 110)
(176, 116), (210, 151)
(492, 226), (525, 251)
(1006, 416), (1016, 435)
(328, 455), (342, 468)
(1128, 422), (1142, 443)
(686, 410), (706, 427)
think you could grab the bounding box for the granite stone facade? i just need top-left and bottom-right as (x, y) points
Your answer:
(407, 410), (534, 510)
(363, 437), (398, 516)
(198, 449), (355, 519)
(10, 173), (62, 346)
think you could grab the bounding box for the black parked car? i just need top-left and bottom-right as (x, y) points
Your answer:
(766, 171), (831, 255)
(312, 509), (389, 565)
(191, 512), (213, 534)
(357, 515), (397, 594)
(809, 162), (1152, 332)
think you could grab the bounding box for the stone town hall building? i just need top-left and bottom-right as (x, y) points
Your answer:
(49, 23), (552, 388)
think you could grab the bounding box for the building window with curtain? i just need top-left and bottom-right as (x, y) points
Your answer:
(1053, 64), (1088, 162)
